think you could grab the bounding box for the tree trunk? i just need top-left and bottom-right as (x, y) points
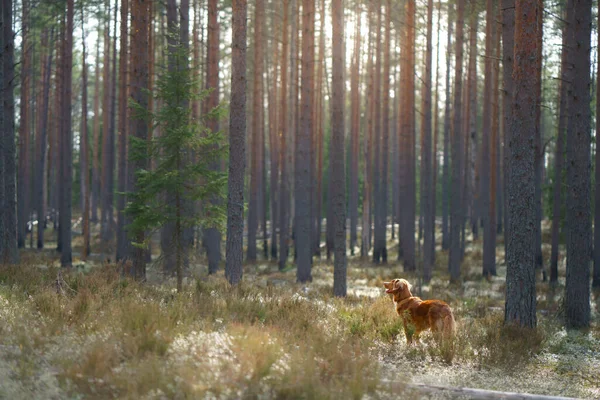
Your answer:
(400, 0), (416, 272)
(51, 30), (62, 244)
(106, 0), (118, 243)
(565, 0), (592, 329)
(59, 0), (74, 267)
(441, 2), (453, 251)
(116, 0), (129, 262)
(380, 0), (391, 264)
(18, 0), (31, 249)
(550, 0), (571, 284)
(534, 0), (544, 281)
(226, 0), (247, 285)
(315, 0), (325, 259)
(373, 1), (383, 264)
(160, 0), (178, 274)
(594, 1), (600, 289)
(204, 0), (222, 274)
(91, 26), (102, 224)
(349, 2), (360, 255)
(36, 29), (53, 250)
(269, 0), (280, 261)
(296, 0), (315, 283)
(490, 7), (500, 275)
(502, 0), (515, 263)
(482, 0), (496, 277)
(81, 5), (91, 260)
(331, 0), (346, 296)
(278, 0), (291, 271)
(504, 0), (538, 328)
(467, 4), (478, 242)
(100, 2), (112, 242)
(431, 0), (442, 261)
(1, 0), (18, 263)
(247, 0), (264, 262)
(128, 0), (150, 280)
(363, 11), (373, 260)
(421, 0), (434, 281)
(448, 0), (465, 282)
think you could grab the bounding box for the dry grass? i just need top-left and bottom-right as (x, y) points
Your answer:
(1, 243), (599, 399)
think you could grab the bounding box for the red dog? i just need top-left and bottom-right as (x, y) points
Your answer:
(383, 279), (455, 345)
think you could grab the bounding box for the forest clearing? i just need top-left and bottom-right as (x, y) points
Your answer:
(1, 223), (599, 399)
(0, 0), (599, 398)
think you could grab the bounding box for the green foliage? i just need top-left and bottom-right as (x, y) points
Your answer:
(125, 44), (228, 248)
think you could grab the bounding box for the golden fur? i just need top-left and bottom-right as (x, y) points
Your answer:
(383, 279), (456, 345)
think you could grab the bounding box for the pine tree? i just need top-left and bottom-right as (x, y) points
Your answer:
(331, 0), (346, 296)
(297, 0), (315, 283)
(565, 0), (592, 329)
(247, 0), (264, 262)
(505, 0), (538, 328)
(204, 0), (222, 274)
(448, 0), (465, 282)
(116, 0), (129, 262)
(127, 46), (227, 291)
(226, 0), (248, 285)
(81, 3), (91, 259)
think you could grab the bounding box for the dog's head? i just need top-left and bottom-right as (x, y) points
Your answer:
(383, 278), (412, 301)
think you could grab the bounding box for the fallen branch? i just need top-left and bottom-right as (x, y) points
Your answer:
(381, 380), (578, 400)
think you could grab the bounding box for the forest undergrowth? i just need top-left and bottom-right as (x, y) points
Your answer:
(1, 230), (599, 399)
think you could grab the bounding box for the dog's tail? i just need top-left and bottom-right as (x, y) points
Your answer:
(441, 312), (456, 363)
(443, 312), (456, 339)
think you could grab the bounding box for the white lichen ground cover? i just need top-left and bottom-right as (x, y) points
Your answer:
(0, 239), (599, 399)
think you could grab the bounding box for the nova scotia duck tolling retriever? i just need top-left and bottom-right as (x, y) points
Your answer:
(383, 279), (456, 345)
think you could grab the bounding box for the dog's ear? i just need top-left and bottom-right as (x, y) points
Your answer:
(385, 279), (401, 293)
(395, 279), (405, 292)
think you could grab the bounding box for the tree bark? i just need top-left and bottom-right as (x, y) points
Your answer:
(128, 0), (150, 280)
(35, 29), (53, 250)
(482, 0), (496, 277)
(17, 0), (31, 249)
(81, 4), (91, 260)
(59, 0), (74, 267)
(504, 0), (538, 328)
(441, 2), (453, 251)
(550, 0), (571, 284)
(1, 0), (18, 263)
(116, 0), (129, 262)
(91, 26), (102, 224)
(331, 0), (346, 297)
(349, 2), (361, 255)
(362, 11), (373, 260)
(296, 0), (315, 283)
(100, 1), (113, 242)
(315, 0), (325, 259)
(421, 0), (434, 281)
(431, 0), (442, 261)
(467, 4), (478, 242)
(373, 1), (383, 264)
(400, 0), (416, 272)
(448, 0), (465, 282)
(204, 0), (222, 274)
(269, 0), (280, 261)
(247, 0), (264, 262)
(502, 0), (515, 263)
(278, 0), (291, 271)
(594, 0), (600, 289)
(379, 0), (391, 264)
(226, 0), (247, 285)
(533, 0), (545, 281)
(565, 0), (592, 329)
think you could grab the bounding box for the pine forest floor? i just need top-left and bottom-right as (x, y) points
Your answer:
(0, 220), (599, 399)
